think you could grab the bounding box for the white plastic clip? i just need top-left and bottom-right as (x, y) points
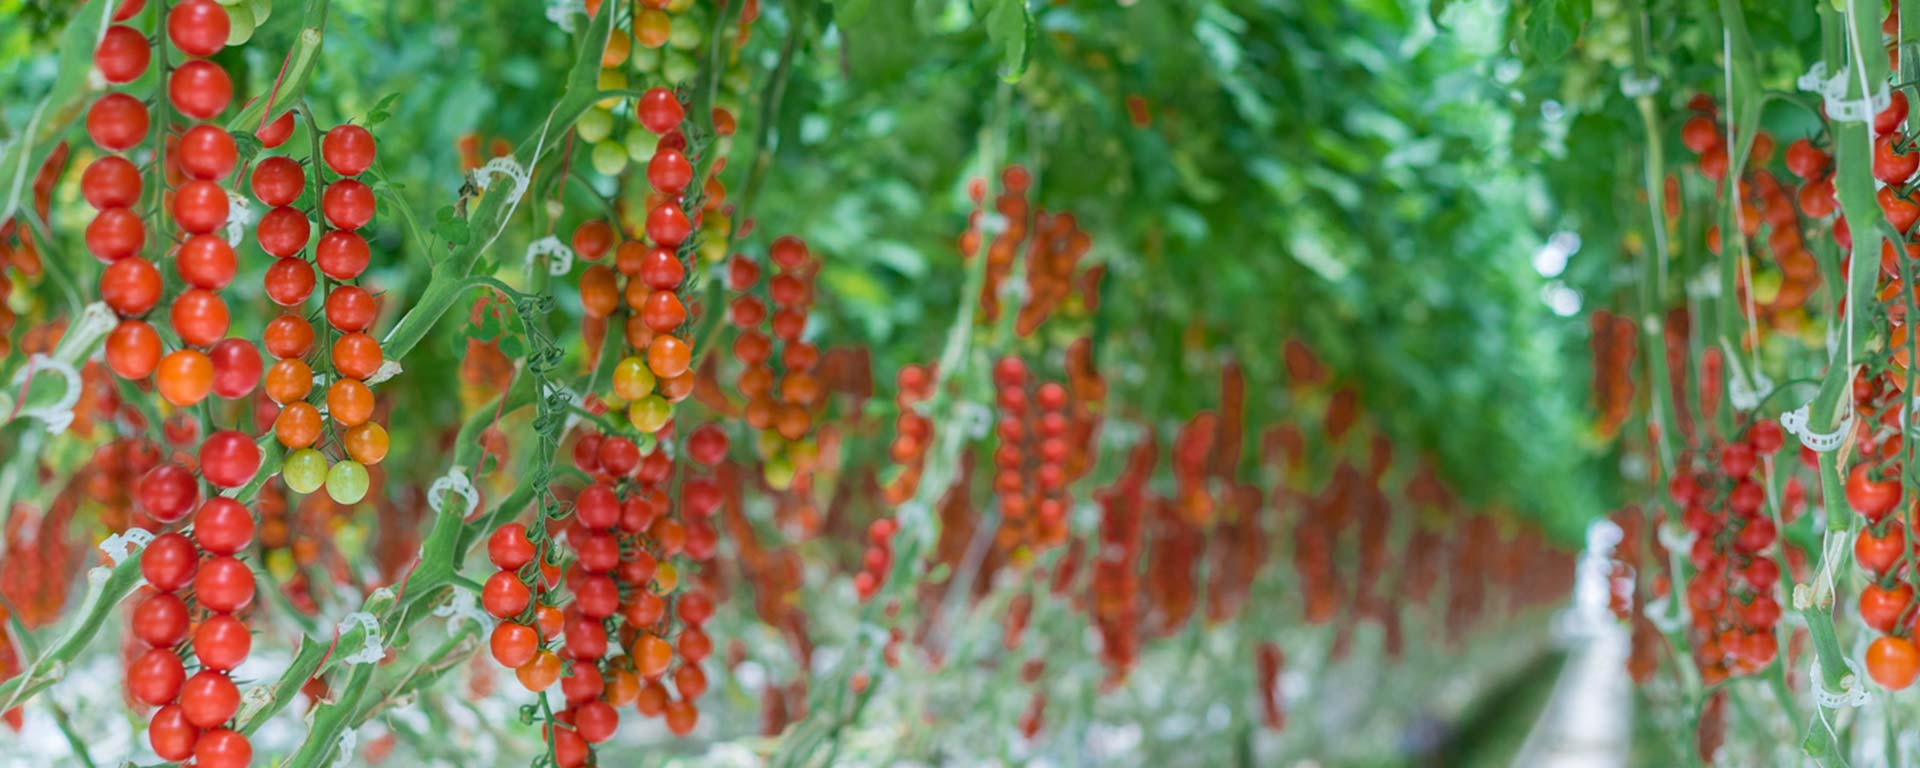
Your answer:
(100, 527), (154, 566)
(1620, 71), (1662, 98)
(1829, 81), (1893, 123)
(1684, 269), (1722, 300)
(1728, 371), (1772, 413)
(956, 402), (993, 439)
(10, 353), (82, 434)
(1655, 522), (1695, 556)
(432, 588), (492, 634)
(334, 728), (358, 768)
(428, 468), (480, 517)
(1812, 657), (1871, 709)
(337, 612), (384, 665)
(1781, 403), (1852, 452)
(365, 359), (404, 386)
(526, 235), (576, 276)
(1797, 62), (1831, 93)
(224, 191), (254, 248)
(544, 0), (581, 31)
(473, 157), (530, 204)
(1644, 594), (1685, 634)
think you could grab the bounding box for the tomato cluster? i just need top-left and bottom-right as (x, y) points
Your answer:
(0, 144), (66, 356)
(882, 363), (937, 504)
(1011, 211), (1091, 337)
(961, 166), (1032, 320)
(1091, 437), (1152, 681)
(1588, 309), (1637, 440)
(264, 122), (386, 503)
(1681, 99), (1824, 319)
(579, 91), (698, 438)
(989, 356), (1071, 552)
(726, 236), (825, 491)
(1666, 421), (1786, 685)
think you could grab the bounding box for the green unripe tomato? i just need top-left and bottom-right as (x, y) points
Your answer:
(577, 107), (615, 143)
(763, 455), (796, 491)
(591, 141), (628, 176)
(283, 449), (327, 494)
(662, 51), (697, 83)
(668, 16), (704, 50)
(666, 0), (694, 12)
(225, 3), (256, 45)
(326, 460), (370, 504)
(630, 44), (662, 73)
(612, 356), (658, 401)
(625, 128), (660, 162)
(628, 395), (672, 433)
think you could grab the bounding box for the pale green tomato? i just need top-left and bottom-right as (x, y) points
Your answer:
(326, 460), (370, 504)
(596, 69), (627, 109)
(625, 128), (660, 163)
(577, 107), (615, 143)
(668, 16), (704, 50)
(666, 0), (694, 12)
(630, 44), (662, 73)
(226, 3), (255, 45)
(612, 356), (657, 401)
(699, 233), (727, 264)
(755, 429), (783, 459)
(282, 449), (327, 494)
(249, 0), (272, 22)
(628, 395), (672, 433)
(662, 51), (697, 83)
(763, 455), (795, 491)
(216, 0), (243, 6)
(591, 141), (628, 176)
(789, 438), (819, 470)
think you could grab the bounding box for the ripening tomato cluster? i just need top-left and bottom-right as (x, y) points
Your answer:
(1606, 505), (1667, 685)
(578, 91), (698, 438)
(1255, 641), (1285, 731)
(276, 122), (386, 505)
(960, 166), (1032, 321)
(0, 144), (66, 356)
(90, 0), (159, 380)
(852, 517), (898, 602)
(1090, 437), (1149, 682)
(882, 363), (936, 504)
(1011, 211), (1091, 337)
(1666, 422), (1786, 685)
(127, 501), (258, 767)
(989, 356), (1071, 552)
(727, 235), (825, 490)
(1832, 372), (1920, 689)
(1588, 309), (1637, 440)
(483, 422), (731, 762)
(1680, 97), (1824, 317)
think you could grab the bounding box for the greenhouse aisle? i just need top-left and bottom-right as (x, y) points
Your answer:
(1511, 526), (1632, 767)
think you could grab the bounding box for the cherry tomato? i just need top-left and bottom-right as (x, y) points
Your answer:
(167, 0), (231, 57)
(193, 497), (256, 555)
(82, 155), (142, 209)
(321, 125), (377, 176)
(179, 669), (242, 727)
(193, 556), (256, 613)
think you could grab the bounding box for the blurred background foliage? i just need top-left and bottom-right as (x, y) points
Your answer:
(1, 1), (1605, 521)
(0, 0), (1666, 764)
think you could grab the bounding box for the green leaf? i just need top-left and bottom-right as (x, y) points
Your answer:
(836, 0), (874, 23)
(1520, 0), (1589, 61)
(974, 0), (1032, 81)
(434, 206), (473, 246)
(364, 93), (402, 126)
